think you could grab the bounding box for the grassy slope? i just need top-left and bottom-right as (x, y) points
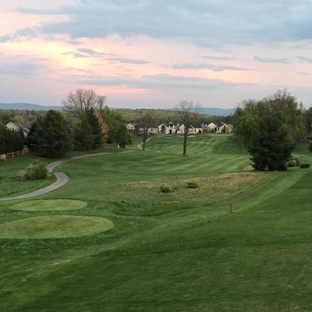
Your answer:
(0, 134), (312, 311)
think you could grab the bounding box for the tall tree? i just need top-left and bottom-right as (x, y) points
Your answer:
(95, 111), (109, 144)
(0, 123), (25, 154)
(30, 110), (72, 158)
(73, 115), (93, 151)
(248, 111), (295, 171)
(63, 89), (106, 118)
(176, 100), (201, 155)
(234, 107), (261, 149)
(87, 108), (103, 149)
(264, 89), (305, 141)
(100, 106), (132, 145)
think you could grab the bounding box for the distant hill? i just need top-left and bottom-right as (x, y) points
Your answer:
(0, 103), (63, 111)
(168, 107), (235, 116)
(199, 107), (235, 116)
(0, 103), (236, 116)
(200, 107), (236, 116)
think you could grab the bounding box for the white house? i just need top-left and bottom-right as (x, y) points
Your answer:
(5, 122), (30, 137)
(216, 123), (233, 133)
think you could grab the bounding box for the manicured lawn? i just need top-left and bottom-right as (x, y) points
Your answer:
(0, 134), (312, 311)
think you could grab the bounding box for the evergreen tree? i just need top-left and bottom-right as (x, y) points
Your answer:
(32, 110), (72, 158)
(0, 123), (7, 154)
(87, 109), (103, 149)
(73, 115), (93, 151)
(0, 123), (25, 154)
(248, 112), (295, 171)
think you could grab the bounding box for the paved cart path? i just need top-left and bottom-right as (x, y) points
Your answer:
(0, 151), (132, 201)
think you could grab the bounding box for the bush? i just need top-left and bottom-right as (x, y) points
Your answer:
(160, 186), (174, 193)
(300, 164), (310, 169)
(186, 182), (198, 188)
(20, 160), (48, 180)
(287, 156), (300, 167)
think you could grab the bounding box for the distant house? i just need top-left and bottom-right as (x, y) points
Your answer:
(207, 122), (218, 132)
(216, 123), (233, 133)
(158, 122), (179, 134)
(139, 126), (159, 135)
(5, 122), (31, 137)
(126, 123), (136, 133)
(192, 125), (203, 134)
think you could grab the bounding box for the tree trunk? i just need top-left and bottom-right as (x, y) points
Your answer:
(183, 130), (188, 155)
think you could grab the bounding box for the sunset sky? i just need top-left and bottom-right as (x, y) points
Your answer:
(1, 0), (312, 109)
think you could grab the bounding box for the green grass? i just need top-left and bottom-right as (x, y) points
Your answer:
(0, 134), (312, 311)
(0, 215), (114, 239)
(9, 200), (88, 211)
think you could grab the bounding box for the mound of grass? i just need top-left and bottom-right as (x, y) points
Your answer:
(186, 182), (198, 188)
(9, 199), (88, 211)
(160, 186), (174, 193)
(0, 216), (114, 239)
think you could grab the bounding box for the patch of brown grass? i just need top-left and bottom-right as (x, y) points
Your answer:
(126, 172), (264, 204)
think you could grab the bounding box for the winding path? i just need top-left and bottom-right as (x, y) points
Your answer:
(0, 151), (132, 201)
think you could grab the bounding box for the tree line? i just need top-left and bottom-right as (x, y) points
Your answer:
(23, 89), (132, 158)
(2, 88), (312, 167)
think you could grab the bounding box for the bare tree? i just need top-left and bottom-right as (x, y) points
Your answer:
(136, 112), (157, 151)
(176, 100), (201, 155)
(63, 89), (106, 117)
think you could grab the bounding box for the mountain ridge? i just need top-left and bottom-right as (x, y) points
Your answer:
(0, 103), (235, 116)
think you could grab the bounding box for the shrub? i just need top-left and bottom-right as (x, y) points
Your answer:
(160, 186), (174, 193)
(20, 160), (48, 180)
(186, 182), (198, 188)
(287, 156), (300, 167)
(300, 164), (310, 169)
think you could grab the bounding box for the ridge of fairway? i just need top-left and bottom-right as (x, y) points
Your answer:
(0, 151), (132, 201)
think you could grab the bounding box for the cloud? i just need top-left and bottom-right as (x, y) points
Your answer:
(0, 55), (48, 77)
(80, 74), (256, 91)
(199, 55), (238, 61)
(77, 48), (97, 55)
(14, 27), (37, 38)
(0, 34), (12, 43)
(0, 61), (47, 76)
(73, 52), (88, 58)
(172, 63), (248, 71)
(109, 58), (149, 65)
(254, 56), (291, 64)
(16, 0), (312, 47)
(62, 48), (116, 58)
(297, 56), (312, 63)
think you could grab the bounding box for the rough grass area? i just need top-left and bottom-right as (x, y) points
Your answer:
(0, 216), (114, 239)
(114, 173), (268, 216)
(9, 199), (88, 211)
